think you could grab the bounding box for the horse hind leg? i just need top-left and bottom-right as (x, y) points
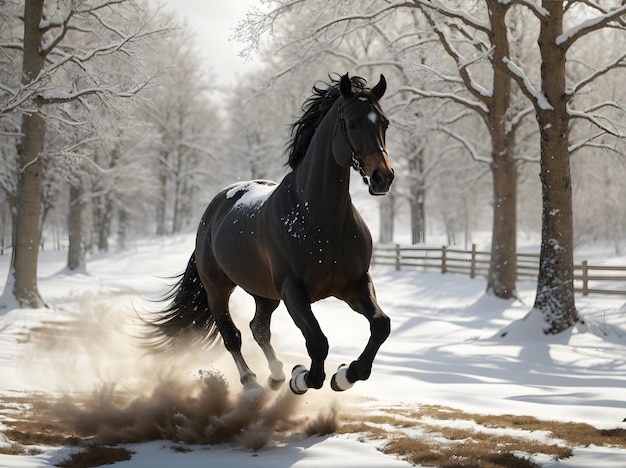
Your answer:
(250, 296), (285, 390)
(203, 285), (258, 388)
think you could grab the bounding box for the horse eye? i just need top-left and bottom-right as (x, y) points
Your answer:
(348, 122), (358, 130)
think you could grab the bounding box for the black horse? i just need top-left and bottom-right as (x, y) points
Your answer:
(150, 73), (394, 394)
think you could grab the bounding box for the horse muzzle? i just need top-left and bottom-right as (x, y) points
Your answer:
(367, 166), (394, 196)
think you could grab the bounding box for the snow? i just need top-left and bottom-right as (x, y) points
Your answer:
(1, 232), (626, 467)
(556, 6), (626, 46)
(225, 180), (277, 210)
(502, 57), (554, 111)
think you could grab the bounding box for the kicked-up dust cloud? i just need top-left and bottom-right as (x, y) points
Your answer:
(54, 371), (338, 451)
(16, 291), (341, 450)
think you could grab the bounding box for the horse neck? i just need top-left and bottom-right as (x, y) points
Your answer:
(292, 102), (353, 213)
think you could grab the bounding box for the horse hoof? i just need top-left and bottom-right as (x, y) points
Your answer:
(289, 365), (309, 395)
(331, 364), (354, 392)
(268, 375), (285, 391)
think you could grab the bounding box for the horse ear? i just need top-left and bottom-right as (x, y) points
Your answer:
(340, 73), (353, 98)
(371, 74), (386, 100)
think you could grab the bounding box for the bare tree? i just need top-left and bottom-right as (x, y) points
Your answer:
(0, 0), (162, 308)
(223, 77), (290, 182)
(138, 27), (221, 236)
(499, 0), (626, 333)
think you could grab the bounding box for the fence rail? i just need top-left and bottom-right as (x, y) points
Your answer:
(372, 244), (626, 297)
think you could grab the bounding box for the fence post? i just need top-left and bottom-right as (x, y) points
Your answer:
(470, 244), (476, 279)
(582, 260), (589, 296)
(395, 243), (401, 271)
(442, 245), (447, 274)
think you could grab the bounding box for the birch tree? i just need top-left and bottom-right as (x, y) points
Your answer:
(0, 0), (161, 308)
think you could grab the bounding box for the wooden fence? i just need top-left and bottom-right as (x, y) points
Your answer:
(372, 244), (626, 297)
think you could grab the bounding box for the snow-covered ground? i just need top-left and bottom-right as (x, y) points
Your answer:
(1, 231), (626, 467)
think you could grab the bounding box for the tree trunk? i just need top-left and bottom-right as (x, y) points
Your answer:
(487, 155), (518, 298)
(0, 195), (17, 256)
(67, 182), (87, 272)
(95, 194), (114, 252)
(117, 207), (127, 251)
(408, 150), (425, 244)
(379, 193), (395, 243)
(10, 0), (47, 307)
(171, 142), (184, 234)
(533, 2), (577, 333)
(156, 151), (168, 236)
(485, 0), (518, 299)
(410, 193), (425, 244)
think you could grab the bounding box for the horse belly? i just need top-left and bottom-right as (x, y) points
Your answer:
(212, 214), (280, 299)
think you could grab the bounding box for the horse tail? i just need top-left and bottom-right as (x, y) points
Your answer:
(145, 252), (220, 352)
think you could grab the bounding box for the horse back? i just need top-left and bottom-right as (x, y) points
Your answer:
(196, 180), (282, 299)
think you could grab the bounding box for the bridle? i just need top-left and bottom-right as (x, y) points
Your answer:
(337, 102), (388, 185)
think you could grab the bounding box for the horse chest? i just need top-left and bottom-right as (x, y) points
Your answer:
(279, 228), (370, 300)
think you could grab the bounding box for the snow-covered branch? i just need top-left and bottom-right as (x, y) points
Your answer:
(569, 109), (625, 139)
(569, 132), (624, 156)
(568, 52), (626, 98)
(557, 4), (626, 49)
(510, 106), (536, 133)
(413, 0), (491, 33)
(436, 126), (492, 164)
(394, 85), (489, 115)
(39, 9), (76, 56)
(421, 8), (492, 106)
(501, 57), (552, 111)
(311, 2), (414, 36)
(34, 77), (150, 105)
(505, 0), (549, 19)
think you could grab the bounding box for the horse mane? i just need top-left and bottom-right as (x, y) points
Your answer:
(287, 74), (368, 169)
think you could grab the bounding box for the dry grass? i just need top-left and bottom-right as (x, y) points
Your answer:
(0, 393), (85, 455)
(338, 403), (626, 467)
(2, 391), (626, 467)
(55, 445), (133, 468)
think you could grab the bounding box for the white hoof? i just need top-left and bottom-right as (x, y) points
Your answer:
(289, 365), (309, 395)
(331, 364), (354, 392)
(270, 359), (285, 382)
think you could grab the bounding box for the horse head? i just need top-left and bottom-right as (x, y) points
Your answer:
(333, 73), (394, 196)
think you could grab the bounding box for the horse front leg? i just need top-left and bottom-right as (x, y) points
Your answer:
(332, 273), (390, 391)
(280, 274), (329, 394)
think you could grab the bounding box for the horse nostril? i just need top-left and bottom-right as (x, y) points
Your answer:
(372, 170), (385, 186)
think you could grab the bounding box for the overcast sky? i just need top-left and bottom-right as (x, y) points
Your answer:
(158, 0), (262, 86)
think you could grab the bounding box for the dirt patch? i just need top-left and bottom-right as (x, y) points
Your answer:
(3, 390), (626, 467)
(339, 403), (626, 467)
(0, 371), (338, 457)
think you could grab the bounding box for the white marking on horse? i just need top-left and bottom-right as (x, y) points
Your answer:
(227, 180), (277, 211)
(368, 111), (378, 124)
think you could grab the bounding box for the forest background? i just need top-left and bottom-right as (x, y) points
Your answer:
(0, 0), (625, 336)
